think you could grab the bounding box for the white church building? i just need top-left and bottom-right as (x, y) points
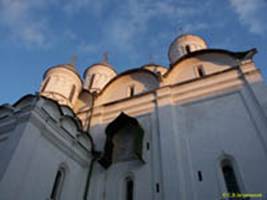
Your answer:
(0, 34), (267, 200)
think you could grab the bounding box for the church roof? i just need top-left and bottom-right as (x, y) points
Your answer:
(83, 62), (117, 78)
(169, 48), (257, 69)
(97, 68), (160, 95)
(43, 64), (81, 80)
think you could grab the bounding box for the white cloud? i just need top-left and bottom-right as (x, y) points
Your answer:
(0, 0), (107, 48)
(0, 0), (52, 47)
(229, 0), (267, 35)
(0, 0), (212, 53)
(106, 0), (208, 51)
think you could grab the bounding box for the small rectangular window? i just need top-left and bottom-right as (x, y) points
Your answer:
(185, 45), (191, 53)
(146, 142), (150, 150)
(198, 171), (203, 182)
(156, 183), (160, 193)
(128, 85), (135, 97)
(196, 65), (205, 77)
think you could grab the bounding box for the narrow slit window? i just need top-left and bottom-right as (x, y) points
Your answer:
(125, 177), (134, 200)
(89, 74), (95, 88)
(185, 45), (191, 54)
(128, 85), (135, 97)
(197, 65), (205, 77)
(41, 77), (50, 92)
(198, 171), (203, 182)
(221, 160), (241, 193)
(50, 168), (65, 200)
(69, 85), (76, 102)
(156, 183), (160, 193)
(146, 142), (150, 150)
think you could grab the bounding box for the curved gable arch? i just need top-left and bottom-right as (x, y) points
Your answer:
(96, 69), (160, 105)
(164, 49), (249, 86)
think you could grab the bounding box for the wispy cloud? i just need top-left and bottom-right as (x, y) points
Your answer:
(0, 0), (212, 58)
(229, 0), (267, 35)
(0, 0), (53, 47)
(105, 0), (209, 52)
(0, 0), (108, 48)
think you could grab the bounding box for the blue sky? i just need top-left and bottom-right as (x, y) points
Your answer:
(0, 0), (267, 104)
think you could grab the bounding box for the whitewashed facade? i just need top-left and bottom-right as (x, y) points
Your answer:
(1, 34), (267, 200)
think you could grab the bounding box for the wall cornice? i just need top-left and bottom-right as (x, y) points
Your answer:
(89, 64), (261, 124)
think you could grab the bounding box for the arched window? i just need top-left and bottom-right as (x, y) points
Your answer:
(50, 167), (65, 200)
(99, 113), (144, 168)
(221, 159), (241, 193)
(125, 177), (134, 200)
(41, 77), (51, 92)
(69, 85), (76, 102)
(185, 45), (191, 54)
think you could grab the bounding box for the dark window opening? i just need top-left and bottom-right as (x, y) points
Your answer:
(41, 77), (50, 92)
(221, 160), (240, 193)
(146, 142), (150, 150)
(156, 183), (160, 193)
(89, 74), (95, 88)
(112, 127), (137, 162)
(197, 65), (205, 77)
(126, 177), (134, 200)
(198, 171), (203, 182)
(69, 85), (76, 102)
(50, 168), (65, 200)
(99, 113), (144, 169)
(128, 85), (135, 97)
(185, 45), (191, 54)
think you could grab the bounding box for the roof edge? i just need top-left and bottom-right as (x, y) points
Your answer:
(42, 64), (82, 85)
(165, 48), (257, 77)
(97, 68), (160, 96)
(83, 63), (117, 78)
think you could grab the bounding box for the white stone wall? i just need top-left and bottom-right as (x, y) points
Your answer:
(1, 36), (267, 200)
(87, 113), (162, 200)
(182, 91), (267, 198)
(168, 88), (267, 200)
(86, 62), (267, 200)
(0, 97), (91, 200)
